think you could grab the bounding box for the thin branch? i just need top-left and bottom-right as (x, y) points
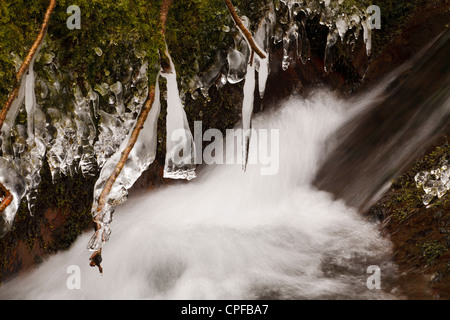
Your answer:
(158, 0), (174, 73)
(223, 0), (266, 60)
(89, 0), (173, 272)
(94, 0), (173, 220)
(0, 0), (56, 133)
(89, 248), (103, 274)
(0, 182), (13, 213)
(89, 86), (156, 273)
(159, 0), (173, 38)
(94, 87), (156, 220)
(0, 0), (56, 214)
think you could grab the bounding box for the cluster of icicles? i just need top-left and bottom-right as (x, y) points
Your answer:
(414, 159), (450, 207)
(275, 0), (374, 72)
(0, 0), (374, 252)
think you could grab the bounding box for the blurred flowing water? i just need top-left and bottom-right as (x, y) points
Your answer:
(2, 28), (448, 302)
(314, 29), (450, 212)
(0, 87), (400, 300)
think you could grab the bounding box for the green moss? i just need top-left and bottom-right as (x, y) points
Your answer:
(419, 240), (447, 264)
(384, 142), (450, 221)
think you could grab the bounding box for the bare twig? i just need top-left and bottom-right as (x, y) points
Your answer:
(0, 182), (13, 213)
(89, 0), (174, 271)
(159, 0), (173, 38)
(94, 0), (173, 221)
(89, 86), (156, 273)
(89, 248), (103, 274)
(0, 0), (56, 214)
(94, 87), (156, 226)
(223, 0), (266, 60)
(0, 0), (56, 133)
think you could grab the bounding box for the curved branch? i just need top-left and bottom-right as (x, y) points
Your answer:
(0, 183), (13, 213)
(0, 0), (56, 133)
(223, 0), (266, 60)
(94, 0), (173, 221)
(94, 87), (156, 222)
(0, 0), (56, 215)
(89, 0), (174, 273)
(159, 0), (173, 38)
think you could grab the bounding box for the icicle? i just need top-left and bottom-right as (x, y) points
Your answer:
(24, 62), (36, 144)
(241, 58), (256, 172)
(282, 23), (299, 71)
(227, 48), (248, 84)
(299, 21), (311, 64)
(24, 59), (46, 214)
(162, 53), (197, 181)
(73, 85), (97, 177)
(1, 81), (26, 159)
(257, 55), (269, 99)
(1, 40), (46, 216)
(361, 19), (372, 56)
(324, 29), (339, 72)
(88, 74), (162, 251)
(335, 17), (349, 41)
(254, 11), (274, 99)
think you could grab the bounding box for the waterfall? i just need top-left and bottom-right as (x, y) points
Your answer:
(314, 29), (450, 211)
(0, 86), (400, 300)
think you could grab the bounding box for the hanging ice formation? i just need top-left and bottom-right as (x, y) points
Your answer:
(88, 48), (201, 251)
(414, 159), (450, 207)
(0, 1), (378, 243)
(161, 52), (197, 181)
(275, 0), (374, 72)
(0, 41), (46, 236)
(225, 4), (274, 172)
(87, 74), (162, 251)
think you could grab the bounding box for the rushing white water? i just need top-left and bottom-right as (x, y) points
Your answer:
(0, 90), (399, 300)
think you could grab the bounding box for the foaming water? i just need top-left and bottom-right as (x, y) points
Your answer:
(0, 90), (400, 300)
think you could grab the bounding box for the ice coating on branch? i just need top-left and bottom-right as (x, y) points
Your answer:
(0, 76), (27, 231)
(0, 2), (379, 238)
(88, 75), (162, 252)
(0, 158), (26, 237)
(237, 13), (271, 172)
(415, 160), (450, 207)
(94, 62), (149, 169)
(162, 53), (197, 181)
(0, 42), (46, 215)
(22, 55), (46, 214)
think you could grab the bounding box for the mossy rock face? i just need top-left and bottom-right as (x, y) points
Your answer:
(367, 137), (450, 300)
(0, 157), (97, 282)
